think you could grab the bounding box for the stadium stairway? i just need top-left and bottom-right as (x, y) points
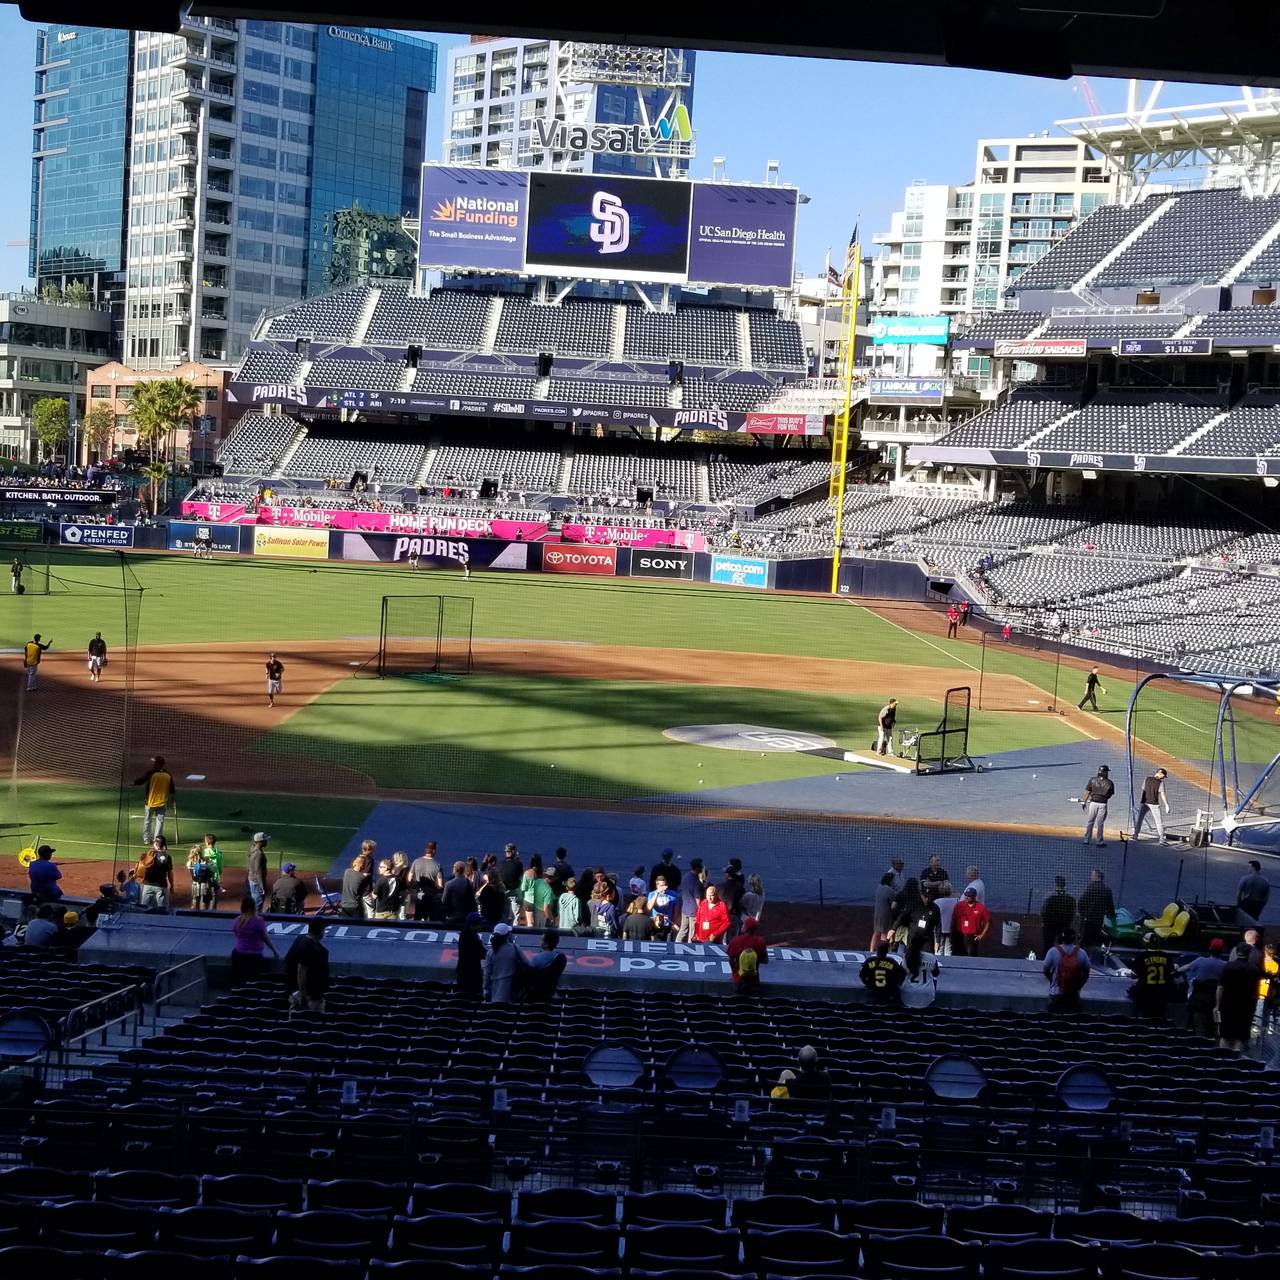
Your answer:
(1223, 210), (1280, 285)
(738, 311), (754, 371)
(611, 303), (627, 357)
(271, 424), (309, 478)
(481, 295), (503, 355)
(1078, 196), (1178, 289)
(696, 456), (711, 503)
(555, 449), (574, 494)
(415, 441), (439, 488)
(1169, 409), (1232, 455)
(351, 290), (380, 346)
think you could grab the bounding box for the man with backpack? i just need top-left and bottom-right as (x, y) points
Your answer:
(137, 836), (174, 911)
(1043, 926), (1091, 1013)
(727, 917), (768, 994)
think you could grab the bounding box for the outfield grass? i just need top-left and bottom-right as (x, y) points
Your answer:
(257, 673), (1083, 799)
(2, 783), (372, 871)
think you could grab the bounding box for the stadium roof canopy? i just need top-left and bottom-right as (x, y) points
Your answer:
(17, 2), (1280, 91)
(1059, 87), (1280, 198)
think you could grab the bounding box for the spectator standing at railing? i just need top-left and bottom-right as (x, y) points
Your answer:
(27, 845), (62, 902)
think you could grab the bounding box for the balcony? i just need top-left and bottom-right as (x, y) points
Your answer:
(175, 112), (200, 134)
(168, 41), (204, 69)
(201, 273), (228, 293)
(199, 311), (229, 327)
(208, 80), (235, 100)
(207, 112), (235, 136)
(207, 178), (231, 195)
(166, 276), (192, 292)
(173, 240), (194, 261)
(204, 240), (229, 262)
(174, 77), (203, 101)
(203, 206), (231, 227)
(170, 209), (195, 231)
(208, 49), (236, 69)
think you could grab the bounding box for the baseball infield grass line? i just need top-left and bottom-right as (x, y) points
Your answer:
(866, 601), (981, 673)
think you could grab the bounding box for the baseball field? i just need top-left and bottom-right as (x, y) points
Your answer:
(1, 546), (1272, 908)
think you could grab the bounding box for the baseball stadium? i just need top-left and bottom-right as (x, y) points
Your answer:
(2, 8), (1280, 1271)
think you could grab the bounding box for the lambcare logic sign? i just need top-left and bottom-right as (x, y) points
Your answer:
(629, 547), (694, 579)
(542, 544), (618, 576)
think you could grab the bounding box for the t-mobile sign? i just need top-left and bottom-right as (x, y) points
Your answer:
(688, 184), (797, 288)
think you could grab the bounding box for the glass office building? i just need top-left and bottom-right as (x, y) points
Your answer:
(308, 26), (435, 295)
(30, 19), (435, 369)
(30, 25), (131, 293)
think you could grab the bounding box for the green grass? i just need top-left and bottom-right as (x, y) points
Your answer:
(257, 673), (1083, 800)
(0, 548), (954, 666)
(2, 783), (373, 869)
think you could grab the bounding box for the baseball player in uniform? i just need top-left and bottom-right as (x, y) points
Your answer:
(1081, 764), (1114, 847)
(23, 634), (51, 691)
(1133, 767), (1172, 843)
(87, 631), (108, 682)
(265, 653), (284, 708)
(874, 699), (898, 756)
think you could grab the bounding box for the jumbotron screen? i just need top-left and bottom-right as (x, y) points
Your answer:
(416, 164), (798, 289)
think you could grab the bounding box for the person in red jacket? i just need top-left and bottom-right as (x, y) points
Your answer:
(694, 883), (730, 943)
(952, 886), (991, 956)
(727, 916), (769, 992)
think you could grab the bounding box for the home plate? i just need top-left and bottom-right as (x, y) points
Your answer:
(185, 774), (207, 781)
(842, 752), (913, 774)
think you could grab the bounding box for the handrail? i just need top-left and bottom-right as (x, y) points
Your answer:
(154, 954), (208, 1017)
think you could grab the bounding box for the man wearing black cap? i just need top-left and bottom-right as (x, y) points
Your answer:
(649, 848), (682, 893)
(719, 859), (745, 937)
(1133, 768), (1171, 843)
(270, 862), (306, 914)
(247, 832), (271, 912)
(1081, 764), (1114, 847)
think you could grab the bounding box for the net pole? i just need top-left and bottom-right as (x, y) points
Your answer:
(828, 237), (860, 595)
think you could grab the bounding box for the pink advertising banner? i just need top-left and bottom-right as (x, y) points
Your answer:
(179, 501), (254, 524)
(560, 524), (706, 551)
(179, 501), (707, 550)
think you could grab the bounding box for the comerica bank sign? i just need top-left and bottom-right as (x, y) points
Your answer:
(327, 26), (393, 52)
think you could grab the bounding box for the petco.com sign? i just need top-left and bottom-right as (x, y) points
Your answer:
(543, 545), (617, 576)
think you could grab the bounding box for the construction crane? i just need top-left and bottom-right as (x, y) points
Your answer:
(1074, 76), (1101, 116)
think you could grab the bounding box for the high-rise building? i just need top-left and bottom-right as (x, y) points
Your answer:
(871, 137), (1112, 376)
(443, 36), (695, 177)
(30, 16), (437, 370)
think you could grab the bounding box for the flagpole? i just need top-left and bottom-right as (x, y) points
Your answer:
(818, 248), (831, 379)
(829, 233), (861, 595)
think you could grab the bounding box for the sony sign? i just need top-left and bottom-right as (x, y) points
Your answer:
(327, 26), (393, 52)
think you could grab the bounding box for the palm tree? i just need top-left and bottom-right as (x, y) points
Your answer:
(130, 378), (202, 513)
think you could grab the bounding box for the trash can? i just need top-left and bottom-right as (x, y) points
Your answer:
(1001, 920), (1021, 948)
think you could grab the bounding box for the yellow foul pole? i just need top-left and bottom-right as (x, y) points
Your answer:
(828, 238), (861, 594)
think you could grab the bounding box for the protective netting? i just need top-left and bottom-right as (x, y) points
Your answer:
(5, 542), (50, 596)
(1, 544), (142, 882)
(915, 685), (974, 776)
(977, 628), (1061, 712)
(1126, 674), (1276, 839)
(379, 594), (475, 677)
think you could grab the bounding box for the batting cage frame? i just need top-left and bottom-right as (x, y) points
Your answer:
(976, 626), (1060, 712)
(1125, 671), (1280, 855)
(913, 685), (975, 776)
(377, 594), (474, 678)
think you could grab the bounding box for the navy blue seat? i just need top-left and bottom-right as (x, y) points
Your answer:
(624, 1225), (739, 1272)
(732, 1197), (837, 1232)
(743, 1227), (862, 1277)
(507, 1221), (620, 1269)
(157, 1206), (275, 1255)
(982, 1238), (1101, 1279)
(622, 1191), (727, 1228)
(273, 1209), (389, 1260)
(948, 1204), (1055, 1243)
(860, 1233), (981, 1280)
(412, 1183), (511, 1222)
(517, 1189), (617, 1226)
(200, 1174), (305, 1214)
(96, 1170), (199, 1209)
(389, 1213), (503, 1264)
(1101, 1243), (1209, 1280)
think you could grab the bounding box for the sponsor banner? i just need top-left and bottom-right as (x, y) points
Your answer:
(629, 547), (694, 580)
(340, 532), (531, 571)
(1118, 336), (1214, 356)
(993, 337), (1087, 359)
(168, 521), (243, 554)
(871, 315), (951, 346)
(868, 376), (946, 406)
(179, 501), (254, 524)
(0, 487), (116, 506)
(542, 544), (618, 576)
(744, 412), (825, 436)
(561, 523), (705, 551)
(687, 184), (797, 288)
(0, 519), (42, 542)
(252, 525), (329, 559)
(256, 505), (550, 540)
(59, 522), (133, 547)
(709, 553), (769, 589)
(416, 165), (528, 275)
(524, 172), (692, 283)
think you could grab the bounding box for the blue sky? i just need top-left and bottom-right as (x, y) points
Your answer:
(0, 14), (1210, 290)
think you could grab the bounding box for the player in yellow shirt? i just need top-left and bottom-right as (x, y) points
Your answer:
(133, 754), (176, 844)
(22, 634), (51, 692)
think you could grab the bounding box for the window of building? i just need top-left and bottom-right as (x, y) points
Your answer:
(902, 242), (922, 259)
(899, 288), (918, 306)
(284, 57), (313, 83)
(276, 244), (305, 268)
(902, 265), (920, 282)
(244, 80), (280, 107)
(237, 240), (273, 263)
(91, 385), (111, 398)
(279, 151), (310, 176)
(277, 182), (306, 205)
(282, 89), (313, 114)
(978, 193), (1005, 216)
(245, 20), (282, 41)
(245, 48), (281, 75)
(281, 121), (311, 145)
(234, 269), (271, 293)
(276, 213), (306, 238)
(1081, 193), (1107, 217)
(242, 111), (278, 138)
(237, 207), (274, 233)
(241, 143), (277, 169)
(286, 25), (315, 50)
(239, 175), (275, 200)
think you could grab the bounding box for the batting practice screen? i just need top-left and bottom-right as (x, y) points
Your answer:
(378, 594), (474, 677)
